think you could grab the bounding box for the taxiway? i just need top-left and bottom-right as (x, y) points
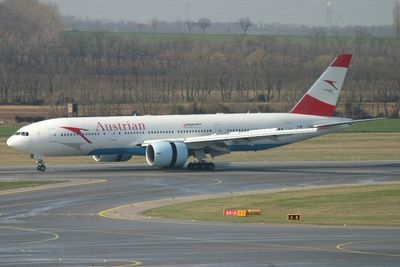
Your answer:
(0, 161), (399, 266)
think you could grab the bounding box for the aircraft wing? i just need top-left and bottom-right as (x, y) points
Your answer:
(142, 127), (317, 147)
(141, 118), (380, 148)
(183, 128), (317, 144)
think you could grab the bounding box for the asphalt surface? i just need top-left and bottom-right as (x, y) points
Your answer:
(0, 161), (399, 267)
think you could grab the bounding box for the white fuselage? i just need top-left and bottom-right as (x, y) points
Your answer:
(6, 54), (355, 166)
(7, 113), (349, 157)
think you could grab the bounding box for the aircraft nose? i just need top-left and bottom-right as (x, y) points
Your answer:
(6, 136), (15, 148)
(6, 131), (32, 152)
(6, 135), (28, 150)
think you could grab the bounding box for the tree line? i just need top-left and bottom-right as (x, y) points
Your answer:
(0, 0), (399, 119)
(63, 15), (396, 37)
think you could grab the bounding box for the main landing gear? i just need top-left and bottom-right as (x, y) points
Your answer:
(187, 151), (216, 171)
(187, 162), (215, 170)
(31, 154), (46, 172)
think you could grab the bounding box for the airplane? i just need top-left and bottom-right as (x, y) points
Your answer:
(6, 54), (374, 171)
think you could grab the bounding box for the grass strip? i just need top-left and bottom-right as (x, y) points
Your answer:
(0, 181), (63, 190)
(220, 132), (400, 161)
(0, 126), (19, 137)
(343, 119), (400, 132)
(144, 184), (400, 226)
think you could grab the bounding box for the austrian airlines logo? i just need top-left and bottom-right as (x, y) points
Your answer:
(61, 126), (92, 144)
(323, 79), (338, 94)
(324, 80), (338, 90)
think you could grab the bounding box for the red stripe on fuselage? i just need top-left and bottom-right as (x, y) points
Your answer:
(62, 126), (92, 144)
(291, 94), (336, 117)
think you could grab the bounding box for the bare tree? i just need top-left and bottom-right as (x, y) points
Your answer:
(0, 0), (62, 47)
(1, 2), (399, 118)
(238, 17), (252, 35)
(137, 23), (145, 32)
(151, 17), (159, 32)
(175, 17), (182, 33)
(353, 27), (370, 57)
(198, 18), (211, 34)
(92, 30), (106, 72)
(394, 0), (400, 38)
(185, 21), (197, 33)
(0, 68), (9, 104)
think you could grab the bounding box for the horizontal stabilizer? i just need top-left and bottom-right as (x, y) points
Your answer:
(313, 118), (383, 128)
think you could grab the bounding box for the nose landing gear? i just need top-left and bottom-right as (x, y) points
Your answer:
(31, 154), (46, 172)
(36, 163), (46, 172)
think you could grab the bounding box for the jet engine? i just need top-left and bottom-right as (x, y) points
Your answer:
(145, 141), (188, 167)
(92, 154), (132, 162)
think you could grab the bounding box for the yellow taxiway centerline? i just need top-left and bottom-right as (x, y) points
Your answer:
(336, 240), (400, 257)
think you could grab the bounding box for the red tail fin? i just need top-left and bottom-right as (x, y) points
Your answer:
(291, 54), (352, 117)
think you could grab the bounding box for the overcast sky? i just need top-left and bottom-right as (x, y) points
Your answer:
(43, 0), (396, 26)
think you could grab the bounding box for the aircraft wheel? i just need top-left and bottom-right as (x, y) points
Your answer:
(187, 162), (215, 171)
(187, 163), (194, 170)
(203, 163), (210, 170)
(37, 164), (46, 172)
(199, 163), (207, 170)
(208, 163), (215, 170)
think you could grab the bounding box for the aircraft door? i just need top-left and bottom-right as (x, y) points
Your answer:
(109, 131), (117, 142)
(213, 123), (222, 134)
(285, 122), (293, 130)
(48, 128), (58, 142)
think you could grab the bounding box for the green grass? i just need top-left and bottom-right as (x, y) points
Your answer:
(0, 126), (18, 137)
(343, 119), (400, 132)
(144, 184), (400, 226)
(65, 31), (399, 45)
(66, 31), (245, 43)
(68, 31), (311, 45)
(0, 180), (63, 190)
(220, 132), (400, 161)
(65, 31), (312, 44)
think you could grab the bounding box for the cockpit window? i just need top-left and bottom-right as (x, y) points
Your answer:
(15, 132), (29, 136)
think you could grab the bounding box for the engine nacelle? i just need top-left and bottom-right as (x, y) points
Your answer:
(145, 141), (188, 167)
(92, 154), (132, 162)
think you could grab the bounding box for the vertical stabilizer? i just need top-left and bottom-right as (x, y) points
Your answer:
(290, 54), (352, 117)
